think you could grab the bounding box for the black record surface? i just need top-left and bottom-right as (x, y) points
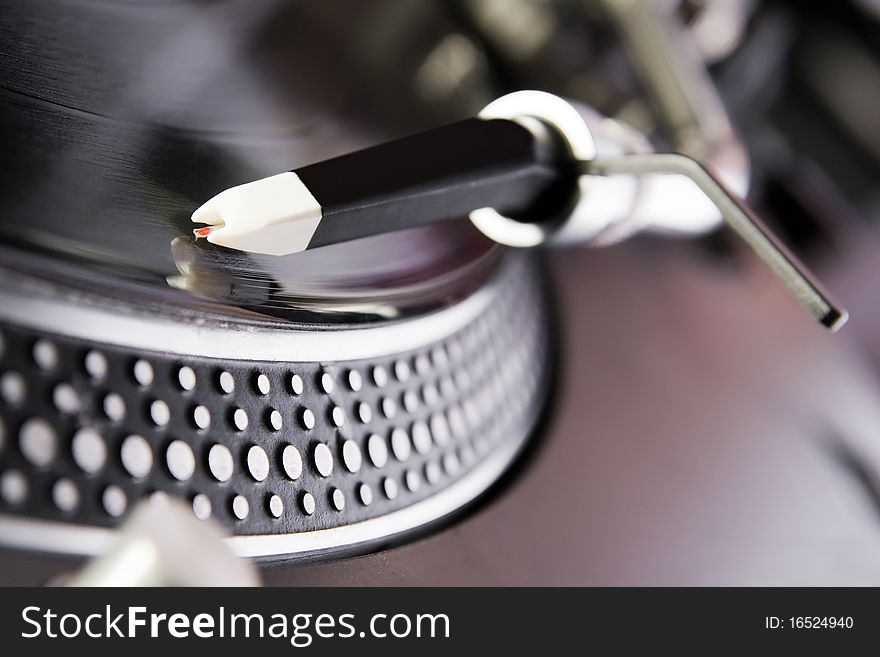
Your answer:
(0, 0), (500, 321)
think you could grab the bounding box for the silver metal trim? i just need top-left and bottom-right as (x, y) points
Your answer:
(0, 257), (512, 362)
(0, 413), (529, 559)
(472, 91), (602, 246)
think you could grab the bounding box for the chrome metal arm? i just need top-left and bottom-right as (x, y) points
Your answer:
(598, 0), (750, 233)
(586, 153), (848, 331)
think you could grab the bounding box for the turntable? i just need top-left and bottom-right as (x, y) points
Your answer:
(2, 0), (880, 585)
(0, 0), (556, 561)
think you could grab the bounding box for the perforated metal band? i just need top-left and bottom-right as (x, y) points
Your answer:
(0, 253), (552, 560)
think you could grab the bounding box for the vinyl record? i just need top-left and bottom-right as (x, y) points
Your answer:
(0, 0), (501, 322)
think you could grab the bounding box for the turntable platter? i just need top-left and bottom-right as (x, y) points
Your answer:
(0, 0), (550, 560)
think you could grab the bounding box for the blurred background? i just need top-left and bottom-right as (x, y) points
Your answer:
(2, 0), (880, 584)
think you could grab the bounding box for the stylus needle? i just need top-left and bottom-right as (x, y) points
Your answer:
(191, 116), (575, 257)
